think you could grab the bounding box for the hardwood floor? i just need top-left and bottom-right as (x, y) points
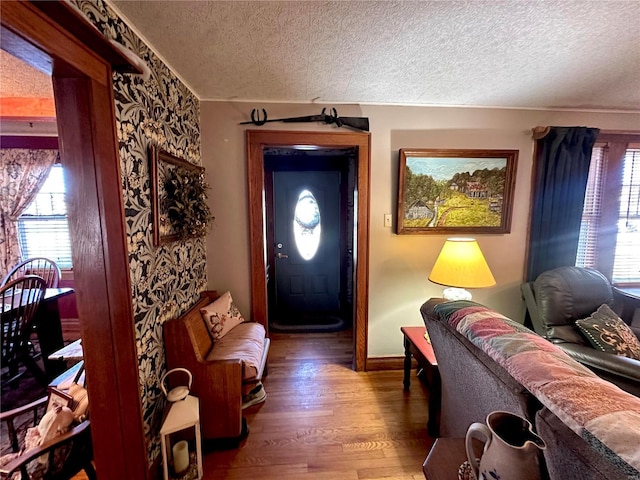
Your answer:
(203, 330), (434, 479)
(42, 324), (435, 479)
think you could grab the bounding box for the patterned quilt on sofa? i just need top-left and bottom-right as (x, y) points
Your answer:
(433, 301), (640, 476)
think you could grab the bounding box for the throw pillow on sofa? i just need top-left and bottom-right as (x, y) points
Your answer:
(200, 291), (246, 340)
(576, 304), (640, 360)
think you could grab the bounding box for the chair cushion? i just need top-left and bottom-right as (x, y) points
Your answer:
(37, 405), (74, 445)
(206, 322), (265, 380)
(200, 291), (245, 341)
(0, 403), (77, 478)
(576, 304), (640, 360)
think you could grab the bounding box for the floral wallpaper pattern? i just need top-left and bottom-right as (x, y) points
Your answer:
(72, 0), (206, 466)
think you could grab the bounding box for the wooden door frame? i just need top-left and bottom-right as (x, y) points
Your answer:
(1, 2), (147, 479)
(247, 130), (371, 371)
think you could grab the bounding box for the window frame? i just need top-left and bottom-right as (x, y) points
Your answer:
(1, 135), (73, 271)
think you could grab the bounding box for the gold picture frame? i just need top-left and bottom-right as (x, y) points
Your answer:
(149, 146), (204, 247)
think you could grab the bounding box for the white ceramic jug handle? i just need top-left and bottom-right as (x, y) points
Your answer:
(465, 422), (492, 480)
(160, 368), (193, 397)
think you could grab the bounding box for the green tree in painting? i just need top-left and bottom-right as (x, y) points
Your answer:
(404, 165), (448, 209)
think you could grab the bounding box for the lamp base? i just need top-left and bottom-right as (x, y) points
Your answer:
(442, 287), (472, 301)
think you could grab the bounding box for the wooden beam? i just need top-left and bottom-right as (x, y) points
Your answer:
(0, 97), (56, 118)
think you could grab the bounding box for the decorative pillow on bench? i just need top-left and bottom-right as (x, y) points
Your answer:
(576, 303), (640, 360)
(200, 291), (246, 340)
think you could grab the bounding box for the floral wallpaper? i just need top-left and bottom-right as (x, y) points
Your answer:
(72, 0), (206, 466)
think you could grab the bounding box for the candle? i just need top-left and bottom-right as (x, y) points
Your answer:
(172, 440), (189, 475)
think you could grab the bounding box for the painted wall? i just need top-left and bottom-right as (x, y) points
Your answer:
(74, 0), (206, 467)
(202, 101), (639, 358)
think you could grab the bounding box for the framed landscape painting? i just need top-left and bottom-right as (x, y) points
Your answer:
(396, 149), (518, 234)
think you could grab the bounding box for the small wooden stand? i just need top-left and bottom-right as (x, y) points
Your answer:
(401, 326), (440, 436)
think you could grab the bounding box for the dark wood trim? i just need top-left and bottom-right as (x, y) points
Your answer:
(1, 2), (108, 82)
(246, 130), (371, 371)
(32, 1), (142, 75)
(55, 75), (147, 479)
(246, 133), (269, 329)
(597, 132), (640, 143)
(366, 356), (411, 371)
(1, 135), (58, 149)
(355, 133), (371, 371)
(2, 2), (147, 479)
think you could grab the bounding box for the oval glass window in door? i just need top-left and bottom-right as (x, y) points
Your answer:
(293, 189), (321, 260)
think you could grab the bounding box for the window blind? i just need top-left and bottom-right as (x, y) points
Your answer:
(17, 164), (73, 269)
(612, 148), (640, 283)
(17, 217), (73, 268)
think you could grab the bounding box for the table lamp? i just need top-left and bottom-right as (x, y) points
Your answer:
(428, 237), (495, 300)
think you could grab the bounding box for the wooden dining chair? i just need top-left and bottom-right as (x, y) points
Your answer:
(1, 258), (61, 289)
(0, 386), (95, 480)
(1, 275), (48, 386)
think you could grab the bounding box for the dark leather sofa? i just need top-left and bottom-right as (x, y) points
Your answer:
(521, 266), (640, 397)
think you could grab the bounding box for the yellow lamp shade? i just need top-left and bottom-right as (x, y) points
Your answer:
(429, 238), (496, 289)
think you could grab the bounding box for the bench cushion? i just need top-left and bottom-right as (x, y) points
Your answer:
(206, 322), (265, 380)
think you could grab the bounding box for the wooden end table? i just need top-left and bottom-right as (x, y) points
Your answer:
(401, 326), (440, 437)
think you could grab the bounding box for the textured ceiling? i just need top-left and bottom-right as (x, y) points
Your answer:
(0, 50), (53, 98)
(111, 0), (640, 111)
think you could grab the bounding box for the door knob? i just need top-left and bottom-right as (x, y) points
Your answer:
(276, 253), (289, 259)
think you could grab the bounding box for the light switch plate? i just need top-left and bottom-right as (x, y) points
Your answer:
(384, 214), (392, 227)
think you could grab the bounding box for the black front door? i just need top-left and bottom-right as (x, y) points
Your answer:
(273, 171), (341, 316)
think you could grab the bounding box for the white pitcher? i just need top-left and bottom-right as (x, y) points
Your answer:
(465, 411), (546, 480)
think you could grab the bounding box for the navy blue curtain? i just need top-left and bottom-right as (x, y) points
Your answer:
(526, 126), (599, 282)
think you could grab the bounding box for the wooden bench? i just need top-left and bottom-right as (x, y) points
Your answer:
(163, 291), (269, 440)
(401, 326), (440, 436)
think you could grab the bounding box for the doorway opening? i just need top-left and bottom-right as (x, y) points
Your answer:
(247, 130), (370, 371)
(1, 3), (148, 476)
(265, 147), (357, 333)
